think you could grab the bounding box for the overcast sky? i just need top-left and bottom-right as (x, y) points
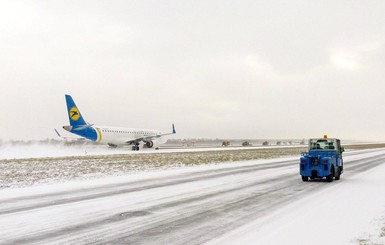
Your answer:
(1, 0), (385, 141)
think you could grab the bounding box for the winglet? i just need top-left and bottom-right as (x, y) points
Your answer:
(172, 124), (176, 134)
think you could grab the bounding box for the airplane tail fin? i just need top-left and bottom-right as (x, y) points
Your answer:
(65, 95), (88, 128)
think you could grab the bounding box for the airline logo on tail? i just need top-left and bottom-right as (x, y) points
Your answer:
(69, 107), (80, 121)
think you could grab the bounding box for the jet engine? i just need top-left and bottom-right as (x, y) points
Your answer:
(145, 141), (154, 148)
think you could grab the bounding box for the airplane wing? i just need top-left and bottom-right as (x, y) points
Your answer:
(157, 123), (176, 137)
(124, 124), (176, 144)
(124, 135), (160, 144)
(124, 137), (146, 144)
(147, 123), (176, 139)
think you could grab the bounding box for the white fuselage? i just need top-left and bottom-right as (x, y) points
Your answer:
(94, 126), (166, 146)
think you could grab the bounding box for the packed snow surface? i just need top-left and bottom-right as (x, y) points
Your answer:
(0, 147), (385, 244)
(210, 151), (385, 245)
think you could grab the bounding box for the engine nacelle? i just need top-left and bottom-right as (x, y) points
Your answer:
(145, 141), (154, 148)
(63, 125), (73, 132)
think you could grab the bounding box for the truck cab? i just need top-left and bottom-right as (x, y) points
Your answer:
(300, 137), (344, 182)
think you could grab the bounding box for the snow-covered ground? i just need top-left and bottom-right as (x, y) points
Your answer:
(210, 151), (385, 245)
(0, 143), (145, 159)
(0, 147), (385, 244)
(0, 148), (385, 244)
(0, 144), (306, 188)
(0, 143), (306, 160)
(1, 141), (382, 160)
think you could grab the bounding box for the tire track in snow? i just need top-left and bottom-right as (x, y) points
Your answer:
(6, 172), (296, 244)
(103, 152), (385, 244)
(0, 160), (296, 215)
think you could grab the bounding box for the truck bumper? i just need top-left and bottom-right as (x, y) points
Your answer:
(300, 165), (330, 178)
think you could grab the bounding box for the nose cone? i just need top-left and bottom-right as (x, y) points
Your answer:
(63, 125), (72, 132)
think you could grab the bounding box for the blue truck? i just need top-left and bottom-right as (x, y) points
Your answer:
(300, 136), (344, 182)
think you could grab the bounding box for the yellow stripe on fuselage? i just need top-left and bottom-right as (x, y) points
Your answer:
(96, 127), (103, 143)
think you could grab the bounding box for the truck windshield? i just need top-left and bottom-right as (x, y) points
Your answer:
(309, 139), (335, 150)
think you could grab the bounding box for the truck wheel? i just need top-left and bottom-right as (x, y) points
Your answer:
(326, 175), (333, 182)
(335, 168), (341, 180)
(326, 167), (334, 182)
(301, 176), (309, 182)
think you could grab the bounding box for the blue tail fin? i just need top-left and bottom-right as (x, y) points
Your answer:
(65, 95), (88, 127)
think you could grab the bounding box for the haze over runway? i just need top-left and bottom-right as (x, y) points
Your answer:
(1, 0), (385, 141)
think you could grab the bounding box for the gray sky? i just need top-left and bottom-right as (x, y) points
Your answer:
(1, 0), (385, 141)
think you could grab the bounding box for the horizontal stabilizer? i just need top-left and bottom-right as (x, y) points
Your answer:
(54, 129), (61, 137)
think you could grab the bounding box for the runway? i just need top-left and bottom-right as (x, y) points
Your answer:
(1, 148), (385, 244)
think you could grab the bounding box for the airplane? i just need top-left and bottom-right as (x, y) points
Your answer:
(62, 94), (176, 150)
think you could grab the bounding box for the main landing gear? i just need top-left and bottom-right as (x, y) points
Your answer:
(132, 142), (140, 151)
